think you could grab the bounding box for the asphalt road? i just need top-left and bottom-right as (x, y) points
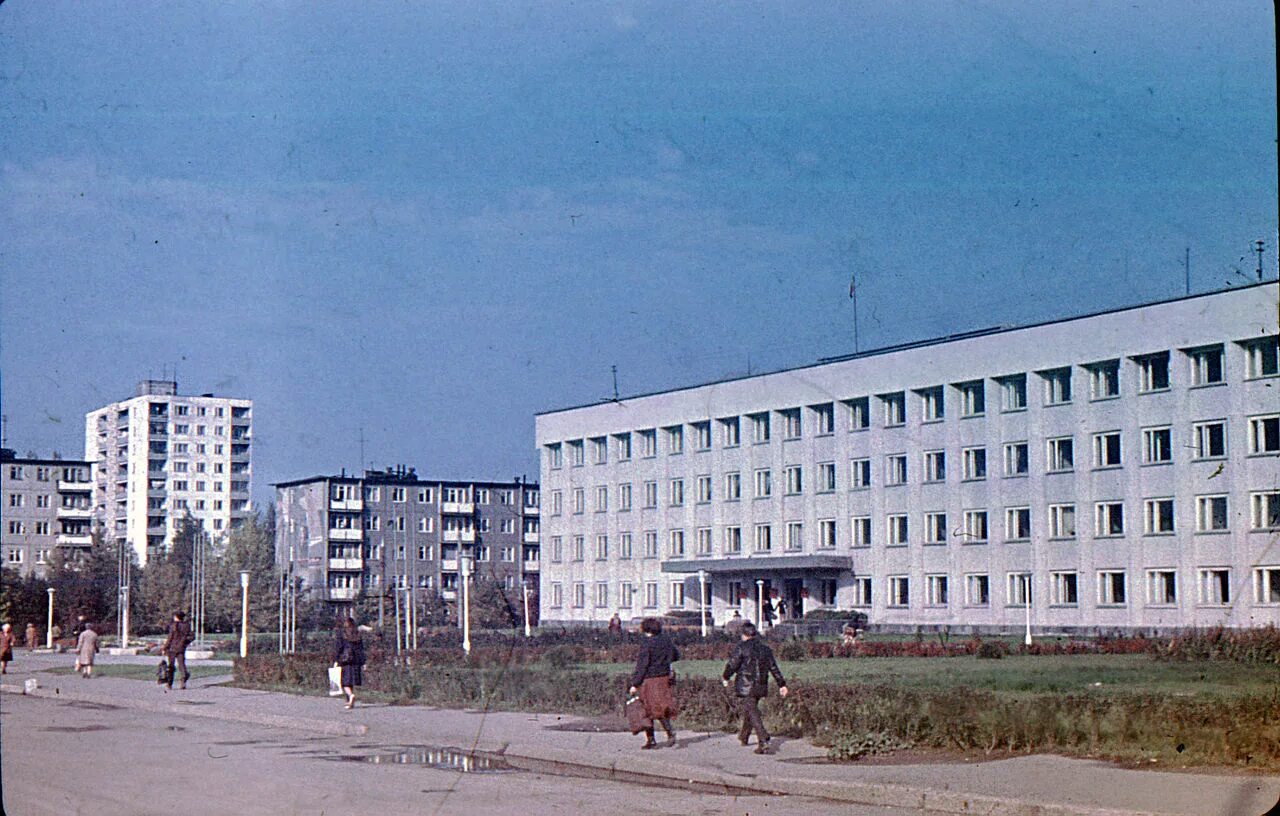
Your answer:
(0, 692), (907, 816)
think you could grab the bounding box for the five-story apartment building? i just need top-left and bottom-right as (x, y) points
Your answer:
(2, 448), (94, 577)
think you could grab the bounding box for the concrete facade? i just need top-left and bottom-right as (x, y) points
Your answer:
(274, 467), (540, 608)
(84, 380), (254, 565)
(1, 449), (94, 577)
(535, 283), (1280, 632)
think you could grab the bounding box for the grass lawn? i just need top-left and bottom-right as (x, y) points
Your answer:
(42, 664), (232, 681)
(588, 654), (1280, 700)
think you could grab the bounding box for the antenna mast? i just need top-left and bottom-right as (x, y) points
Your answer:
(1255, 240), (1266, 281)
(611, 365), (619, 401)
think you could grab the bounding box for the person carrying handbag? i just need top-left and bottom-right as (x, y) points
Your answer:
(162, 610), (195, 690)
(627, 617), (680, 749)
(332, 617), (365, 710)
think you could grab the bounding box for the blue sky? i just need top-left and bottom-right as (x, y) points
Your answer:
(1, 1), (1275, 506)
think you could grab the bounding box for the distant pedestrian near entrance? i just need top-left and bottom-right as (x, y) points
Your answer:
(332, 617), (365, 710)
(162, 611), (195, 690)
(74, 624), (99, 678)
(721, 622), (788, 754)
(628, 617), (680, 749)
(0, 623), (16, 673)
(25, 622), (38, 650)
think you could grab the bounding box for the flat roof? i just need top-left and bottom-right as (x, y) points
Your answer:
(536, 280), (1278, 417)
(272, 474), (539, 490)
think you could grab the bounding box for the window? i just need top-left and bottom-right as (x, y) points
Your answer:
(669, 582), (685, 609)
(923, 451), (945, 483)
(881, 392), (905, 426)
(887, 514), (908, 546)
(568, 440), (585, 467)
(1098, 571), (1127, 605)
(1131, 351), (1174, 395)
(614, 432), (632, 460)
(1041, 367), (1072, 405)
(750, 413), (771, 443)
(781, 408), (802, 439)
(1047, 437), (1074, 472)
(724, 526), (742, 554)
(785, 465), (803, 494)
(1193, 421), (1226, 458)
(720, 417), (740, 447)
(753, 468), (772, 498)
(619, 532), (632, 559)
(812, 402), (835, 435)
(1048, 504), (1076, 539)
(999, 374), (1027, 411)
(1249, 415), (1280, 454)
(846, 397), (870, 430)
(644, 582), (659, 608)
(619, 483), (632, 511)
(661, 426), (682, 455)
(1142, 427), (1172, 464)
(851, 516), (871, 548)
(885, 454), (907, 486)
(590, 437), (608, 464)
(1005, 507), (1031, 541)
(753, 524), (772, 552)
(851, 577), (872, 606)
(962, 447), (987, 480)
(420, 517), (437, 533)
(696, 527), (713, 555)
(1147, 570), (1177, 605)
(7, 548), (25, 563)
(1003, 442), (1028, 477)
(7, 494), (21, 507)
(1243, 336), (1280, 378)
(1050, 572), (1079, 606)
(724, 472), (742, 501)
(1188, 345), (1225, 386)
(1253, 567), (1280, 604)
(1144, 498), (1175, 534)
(887, 576), (910, 607)
(696, 474), (712, 503)
(1252, 491), (1280, 529)
(595, 485), (608, 512)
(572, 487), (585, 514)
(919, 386), (944, 421)
(1007, 573), (1032, 606)
(571, 536), (585, 561)
(1093, 432), (1122, 468)
(850, 458), (871, 489)
(957, 381), (985, 416)
(572, 583), (586, 609)
(924, 512), (947, 545)
(546, 443), (563, 469)
(550, 536), (564, 562)
(620, 581), (635, 608)
(925, 575), (949, 606)
(785, 521), (804, 551)
(550, 491), (563, 516)
(669, 479), (684, 507)
(1096, 502), (1125, 536)
(818, 519), (836, 550)
(639, 429), (657, 457)
(1195, 495), (1228, 532)
(963, 510), (988, 544)
(643, 531), (658, 558)
(817, 462), (836, 492)
(595, 535), (609, 560)
(1088, 360), (1120, 399)
(643, 480), (658, 508)
(668, 530), (685, 558)
(965, 574), (990, 606)
(1197, 568), (1231, 605)
(418, 488), (435, 503)
(693, 421), (712, 450)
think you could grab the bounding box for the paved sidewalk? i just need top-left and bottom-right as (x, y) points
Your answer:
(2, 653), (1275, 816)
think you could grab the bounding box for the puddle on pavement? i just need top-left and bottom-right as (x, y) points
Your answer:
(41, 725), (113, 732)
(174, 700), (215, 706)
(323, 745), (519, 774)
(62, 701), (122, 711)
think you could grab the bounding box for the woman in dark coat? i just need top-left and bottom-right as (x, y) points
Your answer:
(332, 617), (365, 710)
(627, 617), (680, 749)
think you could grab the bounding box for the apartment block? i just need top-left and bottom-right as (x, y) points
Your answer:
(84, 380), (253, 565)
(2, 448), (94, 577)
(535, 282), (1280, 633)
(274, 466), (540, 607)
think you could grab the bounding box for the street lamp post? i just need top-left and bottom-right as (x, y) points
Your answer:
(461, 557), (472, 655)
(522, 581), (532, 638)
(755, 579), (764, 629)
(698, 570), (708, 638)
(46, 588), (55, 649)
(239, 570), (251, 658)
(1023, 573), (1033, 647)
(120, 584), (130, 649)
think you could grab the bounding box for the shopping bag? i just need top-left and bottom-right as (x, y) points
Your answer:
(624, 695), (649, 735)
(327, 665), (343, 697)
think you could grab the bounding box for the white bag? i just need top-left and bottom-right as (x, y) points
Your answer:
(327, 665), (343, 697)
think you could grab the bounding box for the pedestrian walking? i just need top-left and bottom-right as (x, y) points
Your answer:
(721, 622), (789, 754)
(607, 612), (622, 635)
(725, 609), (745, 636)
(761, 597), (775, 628)
(627, 617), (680, 749)
(50, 623), (62, 652)
(162, 610), (195, 690)
(25, 622), (38, 650)
(74, 623), (99, 678)
(332, 617), (365, 710)
(0, 623), (16, 674)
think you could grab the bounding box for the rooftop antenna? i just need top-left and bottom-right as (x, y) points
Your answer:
(1255, 240), (1266, 281)
(1, 414), (8, 447)
(358, 427), (366, 476)
(611, 365), (620, 401)
(849, 270), (861, 353)
(1184, 247), (1190, 296)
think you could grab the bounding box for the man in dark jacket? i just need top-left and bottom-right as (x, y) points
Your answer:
(721, 622), (788, 753)
(162, 611), (195, 690)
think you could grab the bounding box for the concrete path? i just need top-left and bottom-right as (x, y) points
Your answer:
(2, 651), (1275, 816)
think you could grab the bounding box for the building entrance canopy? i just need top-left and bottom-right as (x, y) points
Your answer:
(660, 555), (852, 575)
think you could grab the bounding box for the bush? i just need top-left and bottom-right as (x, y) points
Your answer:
(827, 730), (913, 761)
(975, 640), (1006, 660)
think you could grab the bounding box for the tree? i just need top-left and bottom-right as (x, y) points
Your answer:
(0, 568), (51, 632)
(45, 530), (122, 633)
(206, 514), (278, 633)
(468, 578), (522, 630)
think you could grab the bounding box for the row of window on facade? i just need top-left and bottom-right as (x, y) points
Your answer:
(7, 493), (92, 510)
(545, 419), (1278, 516)
(327, 513), (539, 535)
(5, 547), (55, 565)
(104, 442), (233, 460)
(326, 542), (532, 562)
(131, 421), (236, 438)
(125, 402), (244, 419)
(544, 338), (1279, 467)
(544, 492), (1280, 561)
(545, 566), (1280, 612)
(5, 465), (90, 482)
(325, 572), (523, 592)
(327, 483), (539, 508)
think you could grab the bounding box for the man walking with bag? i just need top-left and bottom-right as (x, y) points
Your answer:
(162, 610), (195, 690)
(721, 622), (788, 754)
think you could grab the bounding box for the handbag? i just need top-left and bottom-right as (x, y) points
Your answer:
(327, 665), (344, 697)
(624, 695), (649, 734)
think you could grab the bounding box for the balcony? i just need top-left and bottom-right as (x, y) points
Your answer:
(57, 506), (94, 520)
(441, 589), (458, 601)
(523, 559), (540, 572)
(329, 498), (363, 512)
(57, 479), (92, 492)
(327, 587), (359, 601)
(441, 559), (458, 572)
(328, 527), (364, 542)
(524, 505), (540, 516)
(57, 533), (93, 547)
(522, 531), (540, 544)
(442, 528), (476, 544)
(441, 501), (474, 515)
(328, 557), (364, 571)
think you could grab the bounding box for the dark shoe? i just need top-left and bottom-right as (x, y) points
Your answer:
(641, 741), (658, 750)
(754, 740), (771, 755)
(665, 733), (677, 747)
(738, 738), (750, 746)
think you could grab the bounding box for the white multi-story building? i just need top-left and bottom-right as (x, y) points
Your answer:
(535, 282), (1280, 633)
(85, 380), (253, 565)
